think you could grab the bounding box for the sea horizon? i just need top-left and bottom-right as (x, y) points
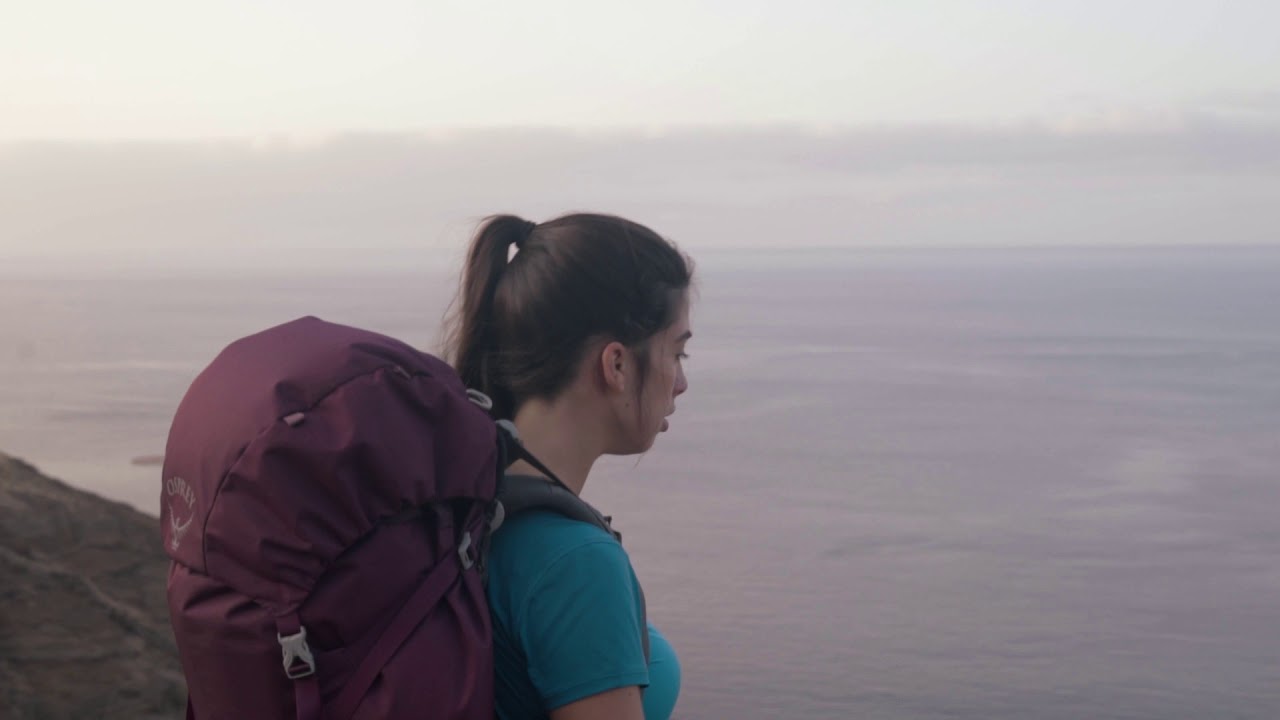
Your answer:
(3, 244), (1278, 718)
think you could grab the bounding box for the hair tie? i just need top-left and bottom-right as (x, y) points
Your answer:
(515, 220), (538, 249)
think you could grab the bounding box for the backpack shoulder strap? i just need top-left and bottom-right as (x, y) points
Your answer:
(495, 474), (649, 663)
(497, 474), (620, 541)
(492, 421), (648, 662)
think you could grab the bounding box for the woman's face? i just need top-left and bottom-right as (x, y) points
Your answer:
(634, 293), (692, 450)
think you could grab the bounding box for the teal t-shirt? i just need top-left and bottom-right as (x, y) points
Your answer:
(487, 510), (681, 720)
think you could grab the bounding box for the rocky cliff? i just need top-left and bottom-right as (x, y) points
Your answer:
(0, 452), (185, 719)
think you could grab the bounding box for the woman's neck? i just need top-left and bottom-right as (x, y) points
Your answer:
(507, 392), (605, 496)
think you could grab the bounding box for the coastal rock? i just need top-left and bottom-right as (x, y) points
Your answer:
(0, 452), (184, 719)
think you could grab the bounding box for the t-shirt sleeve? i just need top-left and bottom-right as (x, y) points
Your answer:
(516, 538), (650, 711)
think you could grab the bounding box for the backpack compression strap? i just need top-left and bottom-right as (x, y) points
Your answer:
(326, 507), (471, 720)
(276, 613), (323, 720)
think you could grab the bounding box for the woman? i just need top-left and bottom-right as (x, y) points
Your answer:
(445, 213), (694, 720)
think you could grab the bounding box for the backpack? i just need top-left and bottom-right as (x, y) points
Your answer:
(161, 316), (642, 719)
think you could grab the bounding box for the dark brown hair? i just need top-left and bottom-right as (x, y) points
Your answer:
(445, 213), (693, 420)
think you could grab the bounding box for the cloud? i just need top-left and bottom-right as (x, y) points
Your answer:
(2, 123), (1277, 270)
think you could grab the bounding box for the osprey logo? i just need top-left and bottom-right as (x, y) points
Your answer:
(165, 476), (196, 551)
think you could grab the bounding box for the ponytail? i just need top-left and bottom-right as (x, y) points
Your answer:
(446, 215), (536, 418)
(445, 212), (692, 422)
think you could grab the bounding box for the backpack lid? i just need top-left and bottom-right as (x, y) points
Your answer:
(160, 316), (497, 610)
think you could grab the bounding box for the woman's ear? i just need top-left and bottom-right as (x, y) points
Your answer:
(598, 341), (629, 394)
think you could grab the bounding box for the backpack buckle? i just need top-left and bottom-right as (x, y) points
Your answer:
(466, 389), (494, 411)
(277, 626), (316, 679)
(457, 531), (475, 570)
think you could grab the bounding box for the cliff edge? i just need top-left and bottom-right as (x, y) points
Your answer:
(0, 452), (184, 719)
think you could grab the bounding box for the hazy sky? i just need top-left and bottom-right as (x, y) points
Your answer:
(4, 0), (1280, 139)
(2, 1), (1278, 262)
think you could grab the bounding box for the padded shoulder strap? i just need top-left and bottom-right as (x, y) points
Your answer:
(495, 474), (648, 663)
(497, 474), (619, 541)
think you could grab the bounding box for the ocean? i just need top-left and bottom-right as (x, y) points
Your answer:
(2, 246), (1278, 718)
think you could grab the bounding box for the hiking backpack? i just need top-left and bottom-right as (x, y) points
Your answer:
(161, 316), (635, 719)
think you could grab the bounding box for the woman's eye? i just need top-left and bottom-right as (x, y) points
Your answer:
(677, 353), (690, 361)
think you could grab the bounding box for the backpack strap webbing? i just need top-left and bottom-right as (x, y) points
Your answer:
(276, 613), (322, 720)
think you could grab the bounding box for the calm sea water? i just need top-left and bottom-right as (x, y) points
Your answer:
(2, 247), (1278, 719)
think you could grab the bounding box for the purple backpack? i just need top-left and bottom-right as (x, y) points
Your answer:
(161, 316), (609, 719)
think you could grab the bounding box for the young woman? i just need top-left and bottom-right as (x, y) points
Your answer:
(445, 213), (694, 720)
